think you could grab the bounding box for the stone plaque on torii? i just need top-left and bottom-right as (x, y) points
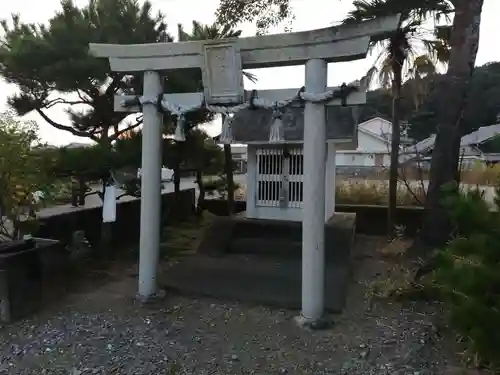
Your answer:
(89, 14), (400, 327)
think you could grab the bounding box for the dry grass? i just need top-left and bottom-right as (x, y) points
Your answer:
(161, 212), (216, 255)
(336, 180), (426, 206)
(366, 264), (416, 300)
(228, 162), (500, 207)
(233, 180), (426, 206)
(363, 163), (500, 186)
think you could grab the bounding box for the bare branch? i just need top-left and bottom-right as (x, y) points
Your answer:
(44, 98), (89, 109)
(35, 108), (99, 141)
(75, 89), (92, 104)
(110, 118), (143, 142)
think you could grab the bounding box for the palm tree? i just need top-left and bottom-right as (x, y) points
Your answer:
(343, 0), (451, 238)
(178, 21), (257, 216)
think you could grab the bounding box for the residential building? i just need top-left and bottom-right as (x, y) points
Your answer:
(402, 122), (500, 168)
(336, 117), (413, 168)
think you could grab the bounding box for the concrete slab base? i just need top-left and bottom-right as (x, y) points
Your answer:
(162, 254), (350, 312)
(189, 213), (356, 312)
(294, 314), (334, 331)
(135, 288), (166, 305)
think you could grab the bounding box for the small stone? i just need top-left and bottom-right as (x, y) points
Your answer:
(359, 350), (369, 359)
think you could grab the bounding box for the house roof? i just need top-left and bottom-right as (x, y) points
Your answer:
(358, 126), (390, 144)
(404, 134), (437, 155)
(404, 123), (500, 156)
(460, 124), (500, 146)
(358, 116), (414, 144)
(358, 116), (392, 127)
(227, 105), (358, 143)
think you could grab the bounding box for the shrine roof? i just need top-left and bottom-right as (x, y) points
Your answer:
(228, 105), (359, 144)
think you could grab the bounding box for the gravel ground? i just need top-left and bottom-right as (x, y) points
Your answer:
(0, 236), (463, 375)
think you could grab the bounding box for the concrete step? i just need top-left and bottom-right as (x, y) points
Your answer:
(162, 254), (350, 312)
(229, 237), (351, 263)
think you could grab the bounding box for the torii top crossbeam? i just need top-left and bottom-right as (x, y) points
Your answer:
(90, 15), (400, 107)
(89, 15), (401, 72)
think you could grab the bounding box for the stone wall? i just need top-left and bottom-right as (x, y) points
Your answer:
(32, 189), (196, 249)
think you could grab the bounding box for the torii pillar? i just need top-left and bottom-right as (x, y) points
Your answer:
(89, 14), (400, 324)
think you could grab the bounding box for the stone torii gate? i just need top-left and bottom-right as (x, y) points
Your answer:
(89, 14), (400, 326)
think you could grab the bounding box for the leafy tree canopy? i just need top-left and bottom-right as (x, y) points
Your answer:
(0, 0), (211, 144)
(216, 0), (455, 34)
(216, 0), (294, 34)
(0, 112), (49, 238)
(360, 61), (500, 141)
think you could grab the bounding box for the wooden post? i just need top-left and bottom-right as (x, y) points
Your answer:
(222, 115), (235, 216)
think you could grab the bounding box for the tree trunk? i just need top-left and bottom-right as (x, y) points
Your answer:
(77, 176), (86, 206)
(98, 131), (113, 259)
(221, 114), (235, 216)
(173, 163), (181, 195)
(70, 177), (79, 207)
(418, 0), (484, 250)
(195, 168), (205, 216)
(388, 59), (403, 239)
(223, 144), (235, 217)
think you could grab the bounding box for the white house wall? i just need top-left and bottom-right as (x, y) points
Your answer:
(359, 117), (392, 137)
(357, 130), (389, 152)
(336, 127), (390, 167)
(336, 152), (374, 166)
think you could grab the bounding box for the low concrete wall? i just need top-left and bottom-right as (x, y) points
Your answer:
(203, 199), (424, 237)
(32, 189), (196, 249)
(336, 204), (423, 236)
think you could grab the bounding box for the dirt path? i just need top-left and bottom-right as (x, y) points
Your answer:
(0, 236), (462, 375)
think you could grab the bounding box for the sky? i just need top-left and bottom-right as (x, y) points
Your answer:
(1, 0), (499, 146)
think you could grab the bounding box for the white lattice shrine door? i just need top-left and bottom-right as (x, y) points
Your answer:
(288, 147), (304, 208)
(256, 147), (304, 208)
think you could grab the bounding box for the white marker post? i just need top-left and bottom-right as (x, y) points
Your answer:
(138, 71), (163, 300)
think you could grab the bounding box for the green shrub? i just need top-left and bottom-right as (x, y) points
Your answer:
(38, 180), (73, 205)
(430, 183), (500, 369)
(203, 175), (240, 198)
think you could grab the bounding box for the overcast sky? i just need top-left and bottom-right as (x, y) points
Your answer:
(1, 0), (499, 145)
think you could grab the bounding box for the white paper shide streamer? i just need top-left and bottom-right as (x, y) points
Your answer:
(219, 115), (233, 144)
(102, 184), (117, 223)
(269, 107), (285, 143)
(174, 115), (186, 141)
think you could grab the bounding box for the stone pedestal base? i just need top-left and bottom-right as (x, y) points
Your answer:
(294, 314), (333, 330)
(135, 289), (166, 305)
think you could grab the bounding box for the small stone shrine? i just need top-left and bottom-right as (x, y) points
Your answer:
(226, 104), (359, 222)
